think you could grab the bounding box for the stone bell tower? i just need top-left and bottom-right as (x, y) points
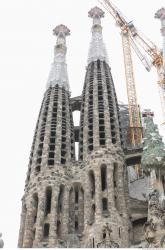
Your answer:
(18, 24), (75, 248)
(78, 6), (130, 248)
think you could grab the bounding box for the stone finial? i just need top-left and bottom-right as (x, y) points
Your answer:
(0, 233), (4, 248)
(46, 24), (70, 91)
(53, 24), (70, 37)
(87, 6), (109, 65)
(88, 6), (105, 19)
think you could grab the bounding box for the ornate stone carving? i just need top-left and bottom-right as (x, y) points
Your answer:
(97, 223), (119, 248)
(144, 189), (165, 247)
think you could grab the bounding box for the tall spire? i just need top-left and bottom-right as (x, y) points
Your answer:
(88, 6), (109, 65)
(47, 24), (70, 91)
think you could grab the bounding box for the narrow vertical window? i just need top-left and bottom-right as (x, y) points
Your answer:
(43, 223), (49, 238)
(103, 233), (106, 239)
(90, 204), (95, 224)
(102, 198), (108, 212)
(75, 187), (79, 204)
(57, 220), (61, 238)
(92, 238), (95, 248)
(114, 195), (119, 211)
(101, 165), (107, 191)
(58, 185), (64, 213)
(75, 220), (78, 231)
(33, 193), (38, 222)
(119, 227), (121, 238)
(89, 170), (95, 198)
(113, 163), (118, 188)
(45, 187), (52, 216)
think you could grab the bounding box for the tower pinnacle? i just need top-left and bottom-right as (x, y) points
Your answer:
(88, 6), (108, 65)
(88, 6), (104, 19)
(47, 24), (70, 91)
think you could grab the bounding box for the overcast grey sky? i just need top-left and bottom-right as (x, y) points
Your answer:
(0, 0), (164, 247)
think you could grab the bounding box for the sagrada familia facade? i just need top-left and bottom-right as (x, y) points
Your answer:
(18, 6), (165, 248)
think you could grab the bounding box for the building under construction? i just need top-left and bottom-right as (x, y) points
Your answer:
(18, 4), (165, 248)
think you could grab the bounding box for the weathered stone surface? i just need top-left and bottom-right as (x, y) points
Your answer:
(144, 190), (165, 248)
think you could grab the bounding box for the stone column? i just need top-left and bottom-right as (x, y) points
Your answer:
(61, 187), (69, 238)
(84, 174), (91, 228)
(48, 186), (59, 247)
(23, 200), (34, 248)
(95, 169), (102, 219)
(78, 187), (84, 233)
(69, 187), (75, 233)
(18, 203), (27, 247)
(116, 163), (127, 215)
(33, 190), (45, 247)
(107, 165), (115, 209)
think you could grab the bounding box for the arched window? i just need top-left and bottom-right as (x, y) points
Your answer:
(89, 170), (95, 198)
(45, 187), (52, 216)
(101, 165), (107, 191)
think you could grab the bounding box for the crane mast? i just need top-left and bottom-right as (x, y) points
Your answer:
(98, 0), (142, 145)
(122, 33), (141, 145)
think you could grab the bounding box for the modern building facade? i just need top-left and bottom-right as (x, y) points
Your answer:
(18, 6), (165, 248)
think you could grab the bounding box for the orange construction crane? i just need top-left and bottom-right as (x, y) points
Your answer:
(98, 0), (165, 145)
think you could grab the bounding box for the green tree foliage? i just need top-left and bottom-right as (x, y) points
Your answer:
(141, 117), (165, 170)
